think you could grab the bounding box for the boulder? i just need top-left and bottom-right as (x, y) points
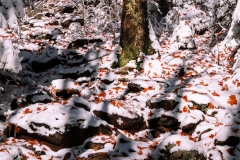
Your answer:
(214, 136), (240, 146)
(67, 39), (103, 49)
(127, 83), (143, 93)
(6, 103), (112, 151)
(93, 110), (145, 133)
(61, 19), (84, 28)
(152, 135), (205, 160)
(146, 99), (179, 110)
(148, 115), (179, 130)
(149, 115), (179, 138)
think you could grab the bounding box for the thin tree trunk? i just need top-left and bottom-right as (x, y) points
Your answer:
(118, 0), (154, 67)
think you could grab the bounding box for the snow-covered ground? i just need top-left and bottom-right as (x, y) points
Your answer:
(0, 0), (239, 159)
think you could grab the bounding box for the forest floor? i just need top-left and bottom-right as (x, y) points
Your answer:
(0, 0), (239, 160)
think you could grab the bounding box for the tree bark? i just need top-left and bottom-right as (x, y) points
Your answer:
(118, 0), (154, 67)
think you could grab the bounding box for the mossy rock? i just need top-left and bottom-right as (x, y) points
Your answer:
(159, 143), (206, 160)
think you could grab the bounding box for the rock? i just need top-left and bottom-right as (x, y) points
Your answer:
(5, 123), (112, 151)
(67, 39), (103, 49)
(44, 34), (53, 40)
(161, 149), (206, 160)
(63, 152), (71, 160)
(62, 70), (92, 79)
(150, 126), (172, 138)
(81, 152), (109, 160)
(214, 136), (240, 146)
(127, 83), (143, 93)
(146, 99), (179, 110)
(49, 20), (59, 25)
(75, 102), (90, 111)
(45, 12), (54, 17)
(100, 79), (114, 85)
(182, 120), (202, 134)
(11, 95), (53, 110)
(191, 101), (209, 113)
(32, 58), (60, 72)
(34, 13), (44, 20)
(84, 0), (101, 7)
(57, 6), (74, 13)
(148, 115), (179, 131)
(93, 110), (145, 133)
(67, 39), (88, 49)
(55, 89), (80, 99)
(84, 141), (104, 150)
(153, 135), (205, 160)
(61, 19), (84, 28)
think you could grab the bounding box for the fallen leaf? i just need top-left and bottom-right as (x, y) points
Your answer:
(183, 106), (189, 112)
(23, 108), (31, 114)
(227, 94), (237, 106)
(36, 107), (41, 111)
(212, 91), (220, 97)
(176, 140), (181, 146)
(183, 95), (188, 102)
(98, 92), (106, 97)
(142, 88), (148, 92)
(209, 102), (214, 109)
(148, 110), (153, 116)
(209, 134), (215, 139)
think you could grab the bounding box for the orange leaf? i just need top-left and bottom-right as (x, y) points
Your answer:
(110, 100), (116, 106)
(23, 108), (31, 114)
(148, 110), (153, 116)
(148, 86), (155, 90)
(227, 94), (237, 106)
(200, 82), (208, 86)
(209, 102), (214, 109)
(183, 95), (188, 102)
(237, 82), (240, 87)
(176, 140), (181, 146)
(142, 88), (148, 92)
(36, 107), (41, 111)
(209, 134), (215, 139)
(183, 106), (189, 112)
(98, 92), (106, 97)
(28, 152), (35, 156)
(116, 101), (123, 107)
(212, 91), (220, 97)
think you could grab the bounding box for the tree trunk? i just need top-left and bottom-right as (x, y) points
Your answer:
(118, 0), (154, 67)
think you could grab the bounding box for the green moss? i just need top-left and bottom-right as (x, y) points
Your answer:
(126, 0), (136, 16)
(119, 45), (139, 67)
